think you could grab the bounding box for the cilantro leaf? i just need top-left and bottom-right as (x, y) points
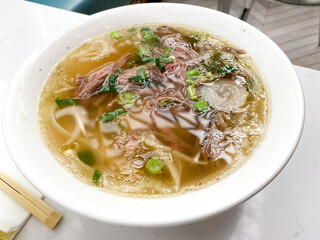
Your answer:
(92, 170), (102, 184)
(99, 109), (127, 123)
(108, 74), (118, 84)
(128, 28), (137, 33)
(141, 27), (151, 32)
(55, 96), (78, 108)
(135, 46), (152, 59)
(99, 85), (121, 93)
(155, 57), (164, 71)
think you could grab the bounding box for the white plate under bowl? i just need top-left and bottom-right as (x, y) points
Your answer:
(2, 3), (304, 227)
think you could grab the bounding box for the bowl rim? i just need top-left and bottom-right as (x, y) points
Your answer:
(2, 3), (305, 227)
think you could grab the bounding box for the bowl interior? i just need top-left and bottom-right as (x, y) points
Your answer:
(3, 3), (304, 227)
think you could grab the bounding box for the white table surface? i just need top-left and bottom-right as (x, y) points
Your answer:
(1, 1), (320, 239)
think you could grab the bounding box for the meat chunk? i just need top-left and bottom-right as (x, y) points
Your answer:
(164, 60), (186, 82)
(76, 53), (132, 99)
(201, 117), (225, 161)
(117, 66), (147, 85)
(162, 34), (198, 61)
(155, 25), (179, 36)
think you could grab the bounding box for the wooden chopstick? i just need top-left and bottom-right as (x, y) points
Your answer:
(0, 170), (62, 230)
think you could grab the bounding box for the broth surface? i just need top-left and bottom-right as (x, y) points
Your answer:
(39, 24), (269, 196)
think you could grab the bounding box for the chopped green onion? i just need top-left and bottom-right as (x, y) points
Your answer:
(108, 74), (118, 84)
(158, 99), (173, 108)
(187, 85), (198, 100)
(135, 46), (152, 59)
(186, 68), (199, 78)
(99, 109), (127, 123)
(92, 170), (101, 184)
(146, 157), (163, 174)
(77, 150), (95, 166)
(185, 79), (198, 86)
(206, 71), (213, 79)
(128, 28), (137, 33)
(55, 96), (78, 108)
(110, 32), (120, 39)
(141, 27), (151, 32)
(118, 92), (137, 105)
(164, 48), (172, 55)
(155, 57), (165, 71)
(193, 99), (209, 113)
(118, 69), (124, 74)
(99, 85), (121, 93)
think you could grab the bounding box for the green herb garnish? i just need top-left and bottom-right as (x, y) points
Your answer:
(185, 79), (198, 86)
(137, 68), (148, 82)
(184, 34), (202, 43)
(141, 27), (151, 32)
(92, 170), (102, 184)
(77, 150), (95, 166)
(99, 85), (121, 93)
(186, 68), (199, 78)
(146, 157), (163, 174)
(118, 92), (137, 105)
(99, 109), (127, 123)
(158, 99), (173, 108)
(129, 68), (149, 84)
(142, 31), (160, 46)
(187, 85), (198, 101)
(155, 57), (165, 71)
(135, 46), (152, 59)
(110, 32), (120, 39)
(164, 48), (172, 55)
(128, 28), (137, 33)
(212, 52), (223, 60)
(205, 52), (237, 77)
(55, 96), (78, 108)
(108, 74), (118, 84)
(193, 99), (209, 113)
(118, 69), (124, 74)
(206, 71), (213, 79)
(216, 65), (237, 76)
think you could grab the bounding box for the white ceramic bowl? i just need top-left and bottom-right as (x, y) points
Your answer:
(3, 3), (304, 227)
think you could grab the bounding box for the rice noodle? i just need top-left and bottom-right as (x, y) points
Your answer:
(54, 105), (89, 144)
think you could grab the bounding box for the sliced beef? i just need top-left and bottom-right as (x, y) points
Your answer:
(117, 66), (146, 85)
(201, 117), (225, 161)
(149, 64), (164, 82)
(155, 25), (179, 37)
(162, 34), (198, 61)
(76, 53), (132, 99)
(164, 60), (186, 82)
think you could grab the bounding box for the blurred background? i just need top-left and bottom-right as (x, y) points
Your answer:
(26, 0), (320, 70)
